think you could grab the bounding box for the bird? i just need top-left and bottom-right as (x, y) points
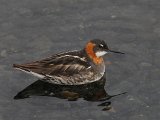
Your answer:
(13, 39), (124, 85)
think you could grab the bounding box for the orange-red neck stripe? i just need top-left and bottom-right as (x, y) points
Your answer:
(85, 42), (103, 64)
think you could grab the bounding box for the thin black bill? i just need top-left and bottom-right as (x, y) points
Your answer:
(109, 50), (125, 54)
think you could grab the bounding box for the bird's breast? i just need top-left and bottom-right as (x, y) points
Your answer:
(92, 61), (105, 76)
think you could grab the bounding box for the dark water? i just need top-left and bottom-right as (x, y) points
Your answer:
(14, 77), (126, 111)
(0, 0), (160, 120)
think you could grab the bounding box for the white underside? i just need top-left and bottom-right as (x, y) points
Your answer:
(15, 68), (45, 78)
(15, 66), (105, 85)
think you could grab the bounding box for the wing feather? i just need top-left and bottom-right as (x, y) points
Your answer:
(13, 51), (103, 85)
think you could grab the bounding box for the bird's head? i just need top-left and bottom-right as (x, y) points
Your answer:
(85, 39), (124, 64)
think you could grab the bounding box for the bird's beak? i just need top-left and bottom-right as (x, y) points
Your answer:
(108, 50), (125, 54)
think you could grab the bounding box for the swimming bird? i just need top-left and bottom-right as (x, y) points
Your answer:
(13, 39), (124, 85)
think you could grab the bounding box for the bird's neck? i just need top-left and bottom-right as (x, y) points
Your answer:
(85, 42), (103, 65)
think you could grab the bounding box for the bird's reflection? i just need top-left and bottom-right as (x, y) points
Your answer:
(14, 77), (126, 111)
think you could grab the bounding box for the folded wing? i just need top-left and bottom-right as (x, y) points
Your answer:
(13, 52), (101, 85)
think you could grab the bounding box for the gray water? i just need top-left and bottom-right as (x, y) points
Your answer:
(0, 0), (160, 120)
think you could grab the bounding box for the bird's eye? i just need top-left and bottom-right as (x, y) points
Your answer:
(99, 44), (104, 48)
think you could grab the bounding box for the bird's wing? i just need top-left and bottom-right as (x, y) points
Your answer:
(13, 51), (102, 85)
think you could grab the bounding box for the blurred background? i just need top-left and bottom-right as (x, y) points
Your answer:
(0, 0), (160, 120)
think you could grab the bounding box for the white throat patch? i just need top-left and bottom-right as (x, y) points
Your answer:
(95, 51), (107, 57)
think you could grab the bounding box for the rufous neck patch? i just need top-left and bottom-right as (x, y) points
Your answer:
(85, 42), (103, 64)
